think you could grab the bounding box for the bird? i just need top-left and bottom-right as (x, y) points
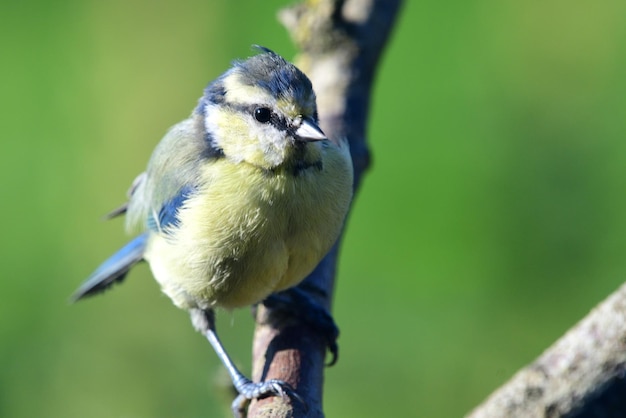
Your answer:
(72, 46), (353, 415)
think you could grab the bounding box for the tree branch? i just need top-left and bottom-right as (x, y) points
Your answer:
(467, 282), (626, 418)
(247, 1), (403, 417)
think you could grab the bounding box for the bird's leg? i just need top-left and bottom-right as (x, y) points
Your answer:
(262, 285), (340, 366)
(189, 308), (302, 417)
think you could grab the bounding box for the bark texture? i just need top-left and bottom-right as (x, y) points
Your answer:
(468, 282), (626, 418)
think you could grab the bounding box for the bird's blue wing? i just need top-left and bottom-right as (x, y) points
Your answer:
(147, 185), (197, 233)
(71, 233), (148, 301)
(73, 114), (211, 302)
(125, 114), (218, 234)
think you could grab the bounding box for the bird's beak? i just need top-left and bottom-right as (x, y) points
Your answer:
(294, 117), (327, 142)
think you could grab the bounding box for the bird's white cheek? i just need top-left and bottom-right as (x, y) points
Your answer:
(205, 104), (289, 168)
(204, 106), (250, 163)
(247, 123), (291, 166)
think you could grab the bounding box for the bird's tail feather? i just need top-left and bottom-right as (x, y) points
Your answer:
(71, 233), (148, 302)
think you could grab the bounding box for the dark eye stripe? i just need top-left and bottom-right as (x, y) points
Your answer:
(228, 103), (290, 132)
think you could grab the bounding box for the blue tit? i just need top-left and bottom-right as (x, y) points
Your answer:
(72, 46), (353, 412)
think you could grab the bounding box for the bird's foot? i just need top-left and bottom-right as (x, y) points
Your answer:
(262, 286), (339, 366)
(231, 377), (304, 418)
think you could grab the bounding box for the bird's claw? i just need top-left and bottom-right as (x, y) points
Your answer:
(231, 378), (304, 418)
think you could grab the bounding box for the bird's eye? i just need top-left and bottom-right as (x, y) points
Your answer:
(254, 107), (272, 123)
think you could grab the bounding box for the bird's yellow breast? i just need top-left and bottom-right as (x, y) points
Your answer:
(145, 143), (352, 310)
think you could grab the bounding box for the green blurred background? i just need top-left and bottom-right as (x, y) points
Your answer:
(2, 1), (626, 417)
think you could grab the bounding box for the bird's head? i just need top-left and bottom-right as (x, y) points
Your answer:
(198, 47), (326, 170)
